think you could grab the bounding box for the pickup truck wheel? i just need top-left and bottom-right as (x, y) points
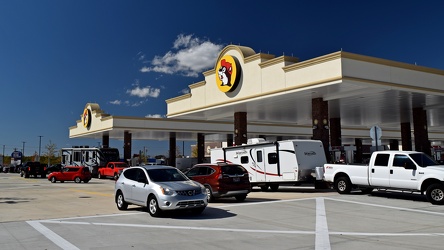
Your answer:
(98, 172), (102, 179)
(426, 183), (444, 205)
(116, 191), (128, 210)
(335, 176), (352, 194)
(74, 177), (81, 183)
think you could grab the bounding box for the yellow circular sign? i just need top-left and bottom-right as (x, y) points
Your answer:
(82, 108), (91, 128)
(216, 55), (241, 92)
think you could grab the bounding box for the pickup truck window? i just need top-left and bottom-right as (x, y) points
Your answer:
(374, 154), (390, 166)
(393, 155), (415, 168)
(409, 153), (439, 167)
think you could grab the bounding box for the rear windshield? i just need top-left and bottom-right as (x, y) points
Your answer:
(221, 165), (246, 175)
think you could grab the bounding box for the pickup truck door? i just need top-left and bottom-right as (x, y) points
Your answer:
(388, 154), (418, 189)
(369, 153), (391, 187)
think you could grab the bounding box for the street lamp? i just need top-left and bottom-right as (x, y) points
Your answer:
(38, 136), (43, 161)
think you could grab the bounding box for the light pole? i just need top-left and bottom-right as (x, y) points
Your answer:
(38, 136), (43, 161)
(22, 141), (26, 163)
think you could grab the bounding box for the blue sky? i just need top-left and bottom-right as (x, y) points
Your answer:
(1, 0), (444, 158)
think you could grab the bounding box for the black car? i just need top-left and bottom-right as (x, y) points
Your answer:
(46, 164), (63, 174)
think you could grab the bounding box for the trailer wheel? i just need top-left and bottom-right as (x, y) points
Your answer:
(426, 183), (444, 205)
(335, 176), (352, 194)
(269, 184), (279, 191)
(260, 185), (269, 191)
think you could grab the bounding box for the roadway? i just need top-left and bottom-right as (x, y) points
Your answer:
(1, 172), (444, 249)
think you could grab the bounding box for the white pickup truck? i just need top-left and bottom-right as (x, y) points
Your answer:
(323, 151), (444, 205)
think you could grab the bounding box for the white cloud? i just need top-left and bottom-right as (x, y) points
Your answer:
(145, 114), (164, 118)
(109, 100), (121, 105)
(127, 86), (160, 98)
(179, 88), (190, 94)
(140, 34), (224, 77)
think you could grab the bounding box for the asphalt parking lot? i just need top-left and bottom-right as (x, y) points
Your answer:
(1, 172), (444, 250)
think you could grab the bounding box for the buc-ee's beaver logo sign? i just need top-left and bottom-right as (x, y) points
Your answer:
(216, 55), (241, 93)
(82, 108), (91, 129)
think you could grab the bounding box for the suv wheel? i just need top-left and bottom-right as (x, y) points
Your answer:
(148, 195), (162, 217)
(74, 177), (81, 183)
(116, 191), (128, 210)
(235, 195), (247, 202)
(205, 186), (214, 202)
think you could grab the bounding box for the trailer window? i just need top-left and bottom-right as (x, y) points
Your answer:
(374, 154), (389, 167)
(268, 153), (278, 164)
(240, 156), (249, 164)
(256, 151), (263, 162)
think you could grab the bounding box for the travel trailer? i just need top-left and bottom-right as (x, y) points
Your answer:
(61, 146), (120, 177)
(210, 138), (327, 191)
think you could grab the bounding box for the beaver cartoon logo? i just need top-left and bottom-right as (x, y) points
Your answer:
(216, 55), (241, 93)
(218, 59), (232, 87)
(82, 108), (91, 128)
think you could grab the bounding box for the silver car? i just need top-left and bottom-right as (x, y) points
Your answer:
(115, 165), (208, 216)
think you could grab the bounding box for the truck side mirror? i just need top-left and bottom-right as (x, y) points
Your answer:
(404, 163), (417, 170)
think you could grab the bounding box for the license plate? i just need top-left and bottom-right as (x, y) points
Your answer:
(233, 177), (240, 182)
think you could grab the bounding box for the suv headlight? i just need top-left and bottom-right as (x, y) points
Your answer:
(160, 186), (176, 196)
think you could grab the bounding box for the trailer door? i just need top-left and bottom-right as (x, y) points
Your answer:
(251, 149), (266, 182)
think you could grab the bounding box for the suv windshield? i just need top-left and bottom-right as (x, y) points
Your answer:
(147, 169), (188, 182)
(409, 153), (439, 167)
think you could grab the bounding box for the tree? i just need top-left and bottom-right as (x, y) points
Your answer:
(44, 140), (59, 165)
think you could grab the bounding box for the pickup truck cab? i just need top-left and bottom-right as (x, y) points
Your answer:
(323, 151), (444, 205)
(98, 162), (129, 180)
(20, 161), (46, 178)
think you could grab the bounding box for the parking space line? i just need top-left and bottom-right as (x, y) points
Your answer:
(40, 220), (315, 234)
(27, 221), (80, 250)
(325, 197), (444, 216)
(315, 197), (331, 250)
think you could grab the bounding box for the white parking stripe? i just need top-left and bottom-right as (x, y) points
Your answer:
(325, 197), (444, 216)
(27, 221), (80, 250)
(315, 198), (331, 250)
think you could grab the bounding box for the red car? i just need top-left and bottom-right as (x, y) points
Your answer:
(48, 166), (91, 183)
(185, 163), (251, 202)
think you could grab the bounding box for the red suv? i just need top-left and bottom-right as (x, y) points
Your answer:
(185, 163), (250, 202)
(48, 166), (91, 183)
